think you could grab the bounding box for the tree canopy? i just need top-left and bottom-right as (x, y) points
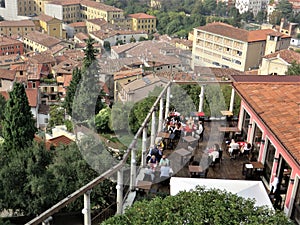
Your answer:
(286, 61), (300, 75)
(102, 186), (293, 225)
(72, 37), (104, 123)
(64, 67), (82, 116)
(2, 82), (37, 150)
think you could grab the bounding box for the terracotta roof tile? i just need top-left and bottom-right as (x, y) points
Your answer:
(127, 13), (156, 19)
(196, 22), (290, 43)
(25, 88), (38, 107)
(80, 0), (123, 12)
(47, 135), (73, 147)
(0, 69), (15, 80)
(24, 31), (62, 48)
(263, 49), (300, 64)
(34, 14), (57, 22)
(68, 22), (86, 27)
(0, 20), (35, 27)
(233, 77), (300, 163)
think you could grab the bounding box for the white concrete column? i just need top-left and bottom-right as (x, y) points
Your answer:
(83, 190), (92, 225)
(198, 85), (205, 112)
(150, 111), (156, 147)
(158, 97), (164, 132)
(141, 126), (148, 167)
(165, 86), (171, 119)
(116, 168), (123, 214)
(130, 146), (137, 191)
(229, 88), (235, 112)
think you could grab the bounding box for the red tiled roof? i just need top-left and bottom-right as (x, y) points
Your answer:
(0, 69), (15, 80)
(127, 13), (156, 19)
(48, 135), (73, 147)
(196, 22), (290, 43)
(68, 22), (86, 27)
(25, 88), (38, 107)
(248, 29), (290, 42)
(263, 49), (300, 64)
(63, 74), (72, 87)
(1, 88), (38, 107)
(233, 76), (300, 164)
(34, 14), (58, 22)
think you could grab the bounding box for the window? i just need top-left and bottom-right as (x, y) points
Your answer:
(263, 140), (275, 183)
(44, 118), (49, 123)
(0, 79), (2, 87)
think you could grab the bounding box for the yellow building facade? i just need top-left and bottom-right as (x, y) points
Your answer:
(0, 20), (36, 37)
(127, 13), (156, 34)
(35, 15), (63, 39)
(192, 22), (291, 72)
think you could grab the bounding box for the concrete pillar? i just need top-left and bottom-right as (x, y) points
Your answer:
(116, 168), (123, 214)
(141, 126), (148, 167)
(229, 88), (235, 112)
(164, 86), (171, 119)
(198, 85), (205, 112)
(150, 111), (156, 147)
(158, 97), (164, 132)
(130, 146), (137, 191)
(82, 190), (92, 225)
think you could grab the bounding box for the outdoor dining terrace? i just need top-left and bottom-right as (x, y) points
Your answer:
(135, 118), (266, 197)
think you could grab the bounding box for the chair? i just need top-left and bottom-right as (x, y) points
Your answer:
(231, 149), (240, 159)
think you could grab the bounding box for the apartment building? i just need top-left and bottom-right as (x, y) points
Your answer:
(45, 0), (81, 24)
(23, 31), (62, 53)
(192, 22), (291, 72)
(45, 0), (124, 24)
(80, 0), (124, 22)
(127, 13), (156, 34)
(235, 0), (269, 16)
(0, 36), (24, 56)
(0, 20), (36, 37)
(17, 0), (48, 17)
(86, 18), (110, 33)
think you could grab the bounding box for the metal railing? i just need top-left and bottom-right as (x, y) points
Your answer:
(25, 81), (172, 225)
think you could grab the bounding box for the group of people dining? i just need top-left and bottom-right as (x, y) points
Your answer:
(163, 111), (205, 142)
(145, 145), (172, 182)
(227, 139), (252, 160)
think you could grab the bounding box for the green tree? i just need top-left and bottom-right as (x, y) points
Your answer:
(286, 61), (300, 75)
(269, 11), (283, 25)
(64, 67), (82, 115)
(102, 186), (294, 225)
(0, 94), (6, 132)
(72, 37), (103, 123)
(95, 106), (112, 133)
(47, 105), (65, 130)
(255, 11), (266, 24)
(2, 82), (37, 150)
(0, 142), (54, 215)
(276, 0), (293, 20)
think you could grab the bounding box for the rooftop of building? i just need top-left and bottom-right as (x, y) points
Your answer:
(0, 20), (35, 27)
(34, 14), (59, 23)
(0, 36), (23, 46)
(0, 69), (15, 80)
(232, 75), (300, 163)
(127, 13), (156, 19)
(263, 49), (300, 64)
(196, 22), (290, 43)
(24, 31), (62, 48)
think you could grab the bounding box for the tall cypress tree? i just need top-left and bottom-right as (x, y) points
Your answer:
(2, 82), (37, 150)
(63, 67), (82, 115)
(72, 37), (103, 123)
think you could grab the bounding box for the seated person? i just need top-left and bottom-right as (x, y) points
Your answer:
(144, 165), (154, 182)
(242, 143), (252, 157)
(160, 166), (172, 178)
(148, 155), (158, 170)
(228, 139), (240, 157)
(159, 155), (170, 167)
(209, 149), (220, 162)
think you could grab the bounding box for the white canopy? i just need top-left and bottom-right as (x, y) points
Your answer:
(170, 177), (273, 209)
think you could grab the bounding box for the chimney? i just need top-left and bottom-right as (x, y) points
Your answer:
(279, 18), (285, 32)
